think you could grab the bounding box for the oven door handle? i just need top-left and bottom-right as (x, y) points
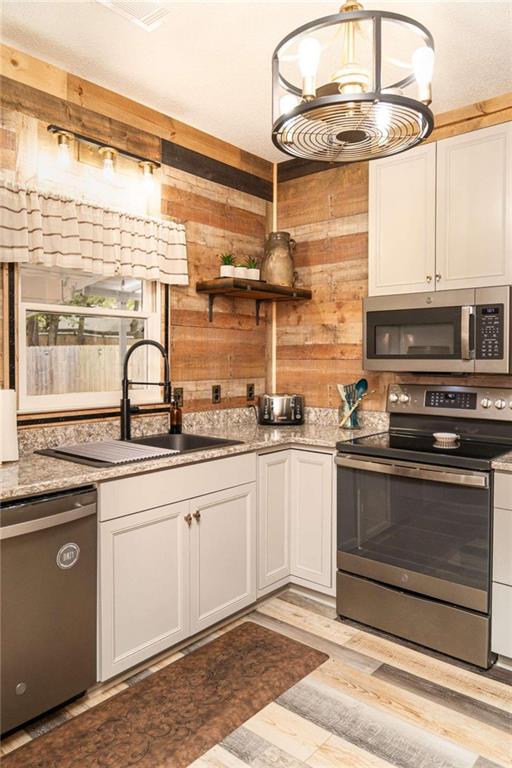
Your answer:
(335, 454), (488, 488)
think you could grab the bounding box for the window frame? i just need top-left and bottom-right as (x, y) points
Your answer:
(18, 272), (162, 413)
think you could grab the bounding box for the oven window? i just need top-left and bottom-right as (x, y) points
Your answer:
(337, 467), (490, 594)
(375, 323), (455, 356)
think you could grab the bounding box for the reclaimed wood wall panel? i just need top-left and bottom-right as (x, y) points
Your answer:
(0, 47), (270, 417)
(1, 44), (272, 180)
(276, 98), (512, 411)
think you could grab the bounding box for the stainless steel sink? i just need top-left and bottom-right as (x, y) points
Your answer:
(130, 432), (243, 453)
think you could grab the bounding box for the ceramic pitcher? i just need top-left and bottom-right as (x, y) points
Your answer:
(261, 231), (296, 287)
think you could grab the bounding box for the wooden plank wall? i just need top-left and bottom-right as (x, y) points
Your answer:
(275, 94), (512, 411)
(0, 45), (272, 415)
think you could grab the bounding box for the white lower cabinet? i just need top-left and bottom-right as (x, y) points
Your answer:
(99, 501), (190, 681)
(290, 450), (333, 589)
(257, 451), (291, 590)
(257, 448), (334, 596)
(98, 454), (257, 681)
(190, 483), (256, 635)
(492, 471), (512, 659)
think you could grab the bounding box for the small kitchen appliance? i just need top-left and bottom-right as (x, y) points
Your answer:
(364, 286), (512, 374)
(336, 383), (512, 668)
(258, 394), (304, 425)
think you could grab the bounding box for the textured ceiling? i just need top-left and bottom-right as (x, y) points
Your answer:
(1, 1), (511, 162)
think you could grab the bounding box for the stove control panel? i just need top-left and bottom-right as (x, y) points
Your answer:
(387, 384), (512, 421)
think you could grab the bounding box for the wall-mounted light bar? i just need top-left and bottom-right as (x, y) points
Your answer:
(47, 124), (161, 180)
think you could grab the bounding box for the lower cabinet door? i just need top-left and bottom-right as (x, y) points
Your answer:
(99, 501), (190, 680)
(290, 450), (333, 588)
(189, 482), (256, 635)
(492, 582), (512, 658)
(258, 451), (291, 590)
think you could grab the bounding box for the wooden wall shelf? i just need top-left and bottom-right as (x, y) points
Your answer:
(196, 278), (312, 325)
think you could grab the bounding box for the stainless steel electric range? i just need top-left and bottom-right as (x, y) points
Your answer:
(335, 383), (512, 668)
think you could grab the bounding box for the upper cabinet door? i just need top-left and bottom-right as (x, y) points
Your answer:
(369, 143), (436, 296)
(436, 122), (512, 291)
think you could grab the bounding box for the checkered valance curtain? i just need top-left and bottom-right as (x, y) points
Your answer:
(0, 181), (188, 285)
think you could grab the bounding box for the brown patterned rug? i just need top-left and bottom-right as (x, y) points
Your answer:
(3, 621), (327, 768)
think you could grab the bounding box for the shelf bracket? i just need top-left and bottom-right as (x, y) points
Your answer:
(255, 300), (262, 326)
(208, 294), (215, 322)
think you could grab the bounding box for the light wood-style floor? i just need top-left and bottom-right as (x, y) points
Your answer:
(2, 589), (511, 767)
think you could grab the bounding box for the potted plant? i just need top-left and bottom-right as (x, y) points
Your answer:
(234, 262), (248, 278)
(219, 252), (235, 277)
(246, 257), (260, 281)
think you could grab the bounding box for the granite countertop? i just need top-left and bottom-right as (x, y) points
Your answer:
(491, 451), (512, 472)
(0, 421), (386, 502)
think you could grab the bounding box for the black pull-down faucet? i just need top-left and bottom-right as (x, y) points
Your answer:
(120, 339), (171, 441)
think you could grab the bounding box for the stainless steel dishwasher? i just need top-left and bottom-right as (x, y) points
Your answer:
(1, 487), (97, 733)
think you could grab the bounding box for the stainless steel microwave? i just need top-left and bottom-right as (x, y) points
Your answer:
(364, 286), (512, 374)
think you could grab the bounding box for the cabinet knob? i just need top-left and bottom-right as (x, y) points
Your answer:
(435, 273), (442, 282)
(184, 513), (192, 527)
(193, 510), (201, 522)
(426, 275), (432, 283)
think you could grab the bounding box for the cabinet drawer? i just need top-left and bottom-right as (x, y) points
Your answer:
(98, 453), (256, 521)
(494, 507), (512, 587)
(492, 582), (512, 658)
(495, 472), (512, 511)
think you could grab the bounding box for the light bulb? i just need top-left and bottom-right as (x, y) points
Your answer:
(298, 36), (321, 99)
(280, 94), (300, 115)
(139, 161), (156, 192)
(99, 148), (117, 182)
(412, 46), (434, 103)
(55, 132), (73, 168)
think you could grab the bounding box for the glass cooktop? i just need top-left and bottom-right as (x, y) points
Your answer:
(336, 431), (510, 471)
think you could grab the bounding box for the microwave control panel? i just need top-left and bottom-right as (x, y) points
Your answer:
(475, 304), (504, 360)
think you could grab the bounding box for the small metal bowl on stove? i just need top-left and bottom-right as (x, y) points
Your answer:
(433, 432), (460, 449)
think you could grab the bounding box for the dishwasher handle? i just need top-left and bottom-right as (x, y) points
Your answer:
(0, 503), (96, 540)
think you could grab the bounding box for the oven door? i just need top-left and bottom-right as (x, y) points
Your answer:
(336, 455), (491, 613)
(364, 293), (475, 373)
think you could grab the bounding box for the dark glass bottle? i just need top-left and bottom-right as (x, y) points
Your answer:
(169, 400), (182, 434)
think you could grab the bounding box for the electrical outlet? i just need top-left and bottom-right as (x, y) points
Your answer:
(174, 387), (184, 407)
(212, 384), (221, 404)
(247, 383), (255, 401)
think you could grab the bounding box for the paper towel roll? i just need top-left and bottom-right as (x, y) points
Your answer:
(0, 390), (19, 463)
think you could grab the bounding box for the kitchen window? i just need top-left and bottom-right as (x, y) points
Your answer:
(18, 266), (161, 412)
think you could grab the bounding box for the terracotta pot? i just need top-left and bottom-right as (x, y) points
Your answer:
(261, 231), (296, 287)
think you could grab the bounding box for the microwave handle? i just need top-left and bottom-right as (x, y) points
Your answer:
(461, 306), (475, 360)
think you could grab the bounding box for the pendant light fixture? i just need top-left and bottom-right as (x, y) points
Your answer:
(272, 1), (435, 162)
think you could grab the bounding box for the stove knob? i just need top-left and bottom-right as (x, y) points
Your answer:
(495, 398), (507, 410)
(399, 393), (410, 404)
(389, 392), (399, 403)
(481, 397), (492, 409)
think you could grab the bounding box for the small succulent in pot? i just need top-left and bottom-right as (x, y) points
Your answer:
(233, 262), (248, 278)
(219, 252), (235, 277)
(245, 256), (260, 281)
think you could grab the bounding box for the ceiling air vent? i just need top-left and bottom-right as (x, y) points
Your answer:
(96, 1), (170, 31)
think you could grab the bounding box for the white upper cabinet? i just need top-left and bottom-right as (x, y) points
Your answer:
(436, 122), (512, 291)
(369, 143), (436, 296)
(369, 122), (512, 296)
